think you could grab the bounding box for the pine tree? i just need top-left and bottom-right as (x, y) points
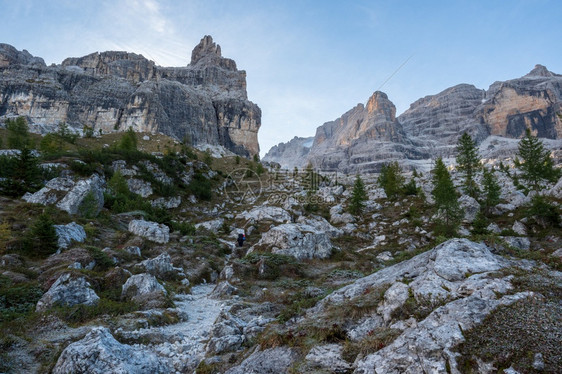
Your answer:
(456, 133), (481, 197)
(0, 147), (42, 197)
(6, 117), (32, 150)
(27, 212), (58, 257)
(117, 127), (138, 152)
(481, 168), (501, 216)
(431, 158), (463, 236)
(517, 129), (560, 190)
(349, 175), (367, 216)
(378, 162), (405, 200)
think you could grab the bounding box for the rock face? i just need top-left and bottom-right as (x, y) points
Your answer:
(0, 36), (260, 157)
(266, 65), (562, 172)
(128, 219), (170, 244)
(52, 327), (169, 374)
(306, 91), (424, 172)
(36, 273), (99, 311)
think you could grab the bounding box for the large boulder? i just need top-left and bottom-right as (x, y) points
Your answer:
(249, 223), (334, 260)
(195, 218), (225, 233)
(459, 195), (480, 223)
(56, 174), (105, 216)
(36, 273), (99, 311)
(52, 327), (169, 373)
(128, 220), (170, 244)
(136, 253), (184, 279)
(22, 177), (76, 205)
(236, 206), (292, 224)
(225, 346), (298, 374)
(54, 222), (87, 250)
(121, 273), (167, 300)
(127, 178), (153, 198)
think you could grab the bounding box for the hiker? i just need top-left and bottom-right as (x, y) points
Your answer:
(237, 233), (246, 247)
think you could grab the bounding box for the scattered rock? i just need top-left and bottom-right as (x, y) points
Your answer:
(54, 222), (86, 250)
(195, 218), (225, 233)
(236, 206), (291, 224)
(305, 344), (352, 373)
(459, 195), (480, 223)
(36, 273), (99, 311)
(52, 327), (169, 373)
(225, 346), (298, 374)
(512, 220), (527, 236)
(128, 220), (170, 244)
(151, 196), (181, 209)
(127, 178), (153, 198)
(137, 253), (184, 279)
(502, 236), (531, 250)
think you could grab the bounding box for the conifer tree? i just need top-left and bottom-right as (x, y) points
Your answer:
(456, 133), (480, 197)
(481, 168), (501, 216)
(516, 129), (560, 190)
(6, 117), (32, 150)
(349, 175), (367, 216)
(431, 158), (463, 236)
(377, 161), (404, 200)
(27, 212), (58, 257)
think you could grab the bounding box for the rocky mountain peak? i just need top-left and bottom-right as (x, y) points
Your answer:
(0, 43), (45, 68)
(524, 64), (557, 78)
(366, 91), (396, 121)
(190, 35), (236, 71)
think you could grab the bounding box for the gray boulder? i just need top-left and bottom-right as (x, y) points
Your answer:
(36, 273), (99, 311)
(52, 327), (169, 374)
(236, 206), (291, 224)
(225, 347), (298, 374)
(127, 178), (153, 198)
(22, 177), (76, 205)
(121, 273), (167, 299)
(137, 253), (184, 278)
(512, 220), (527, 236)
(249, 223), (334, 260)
(56, 174), (105, 216)
(459, 195), (480, 223)
(195, 218), (225, 233)
(150, 196), (181, 209)
(54, 222), (86, 250)
(305, 344), (352, 373)
(128, 220), (169, 244)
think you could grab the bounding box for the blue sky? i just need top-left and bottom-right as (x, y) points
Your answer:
(1, 0), (561, 155)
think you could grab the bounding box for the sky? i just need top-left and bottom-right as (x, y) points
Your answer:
(1, 0), (562, 156)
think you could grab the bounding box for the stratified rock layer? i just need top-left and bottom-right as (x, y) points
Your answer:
(0, 36), (260, 157)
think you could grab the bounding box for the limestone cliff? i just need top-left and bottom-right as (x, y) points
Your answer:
(267, 65), (562, 172)
(0, 36), (261, 157)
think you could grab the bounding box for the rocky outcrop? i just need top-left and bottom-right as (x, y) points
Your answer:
(236, 205), (292, 224)
(52, 327), (169, 374)
(296, 238), (536, 373)
(36, 273), (99, 311)
(54, 222), (86, 250)
(266, 65), (562, 171)
(22, 174), (104, 216)
(128, 219), (170, 244)
(121, 273), (167, 305)
(0, 36), (260, 157)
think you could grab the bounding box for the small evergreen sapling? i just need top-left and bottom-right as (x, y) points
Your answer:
(456, 133), (481, 197)
(349, 175), (367, 216)
(431, 158), (463, 237)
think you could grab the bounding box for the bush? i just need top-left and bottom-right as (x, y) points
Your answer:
(0, 276), (43, 322)
(188, 172), (212, 200)
(527, 194), (560, 228)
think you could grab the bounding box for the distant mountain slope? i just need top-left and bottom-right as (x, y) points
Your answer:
(266, 65), (562, 171)
(0, 36), (261, 157)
